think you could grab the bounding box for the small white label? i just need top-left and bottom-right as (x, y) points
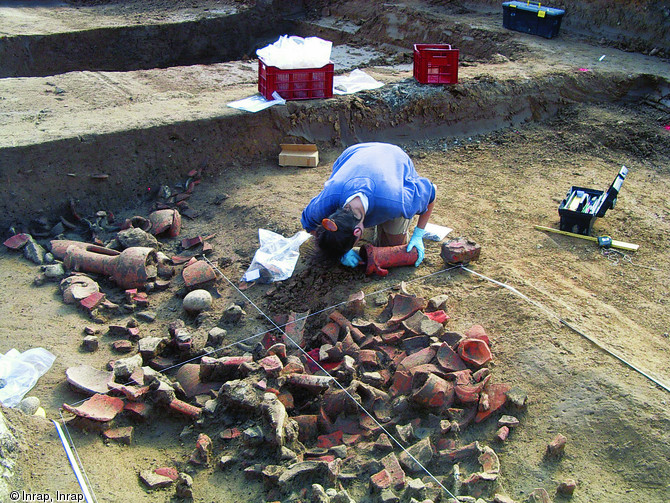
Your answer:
(243, 269), (261, 282)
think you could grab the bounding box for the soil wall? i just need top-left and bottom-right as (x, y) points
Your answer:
(467, 0), (670, 54)
(328, 0), (669, 56)
(0, 6), (295, 78)
(1, 0), (668, 230)
(1, 71), (666, 230)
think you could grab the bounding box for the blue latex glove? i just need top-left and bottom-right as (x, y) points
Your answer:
(406, 227), (426, 266)
(340, 249), (363, 268)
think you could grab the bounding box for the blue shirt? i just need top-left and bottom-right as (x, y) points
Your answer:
(301, 143), (435, 232)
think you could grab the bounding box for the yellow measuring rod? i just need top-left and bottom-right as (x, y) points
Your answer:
(534, 225), (639, 252)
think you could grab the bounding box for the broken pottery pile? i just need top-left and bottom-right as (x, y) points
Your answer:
(4, 205), (222, 328)
(4, 171), (556, 502)
(61, 288), (534, 502)
(2, 167), (206, 291)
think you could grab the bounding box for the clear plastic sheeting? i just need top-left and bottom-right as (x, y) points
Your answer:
(334, 69), (384, 95)
(423, 223), (453, 241)
(227, 91), (286, 113)
(242, 229), (312, 283)
(256, 35), (332, 69)
(0, 348), (56, 407)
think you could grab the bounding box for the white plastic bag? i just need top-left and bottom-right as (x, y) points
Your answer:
(256, 35), (332, 69)
(423, 223), (453, 241)
(0, 348), (56, 407)
(242, 229), (311, 283)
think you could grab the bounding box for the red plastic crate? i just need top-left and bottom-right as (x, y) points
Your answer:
(413, 44), (459, 84)
(258, 60), (334, 101)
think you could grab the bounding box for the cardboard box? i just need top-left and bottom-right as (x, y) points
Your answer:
(279, 144), (319, 168)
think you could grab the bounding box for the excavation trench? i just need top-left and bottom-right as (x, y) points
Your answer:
(0, 3), (304, 78)
(2, 3), (670, 503)
(0, 70), (667, 230)
(0, 2), (522, 79)
(2, 1), (668, 230)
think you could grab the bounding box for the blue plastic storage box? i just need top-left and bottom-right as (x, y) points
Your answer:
(502, 1), (565, 39)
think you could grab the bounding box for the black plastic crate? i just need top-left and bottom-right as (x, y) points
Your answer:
(558, 166), (628, 235)
(502, 1), (565, 39)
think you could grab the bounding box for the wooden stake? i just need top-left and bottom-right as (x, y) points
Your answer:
(534, 225), (639, 252)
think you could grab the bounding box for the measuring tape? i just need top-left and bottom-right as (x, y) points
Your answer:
(597, 235), (612, 248)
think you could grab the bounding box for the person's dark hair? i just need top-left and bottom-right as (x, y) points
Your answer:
(315, 206), (360, 260)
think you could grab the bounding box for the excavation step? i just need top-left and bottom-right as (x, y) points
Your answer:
(0, 1), (303, 77)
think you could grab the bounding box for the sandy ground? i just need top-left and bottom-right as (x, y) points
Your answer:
(0, 1), (669, 503)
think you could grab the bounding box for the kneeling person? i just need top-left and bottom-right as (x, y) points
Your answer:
(301, 142), (436, 267)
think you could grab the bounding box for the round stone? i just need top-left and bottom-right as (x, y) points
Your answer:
(183, 289), (213, 313)
(17, 396), (41, 415)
